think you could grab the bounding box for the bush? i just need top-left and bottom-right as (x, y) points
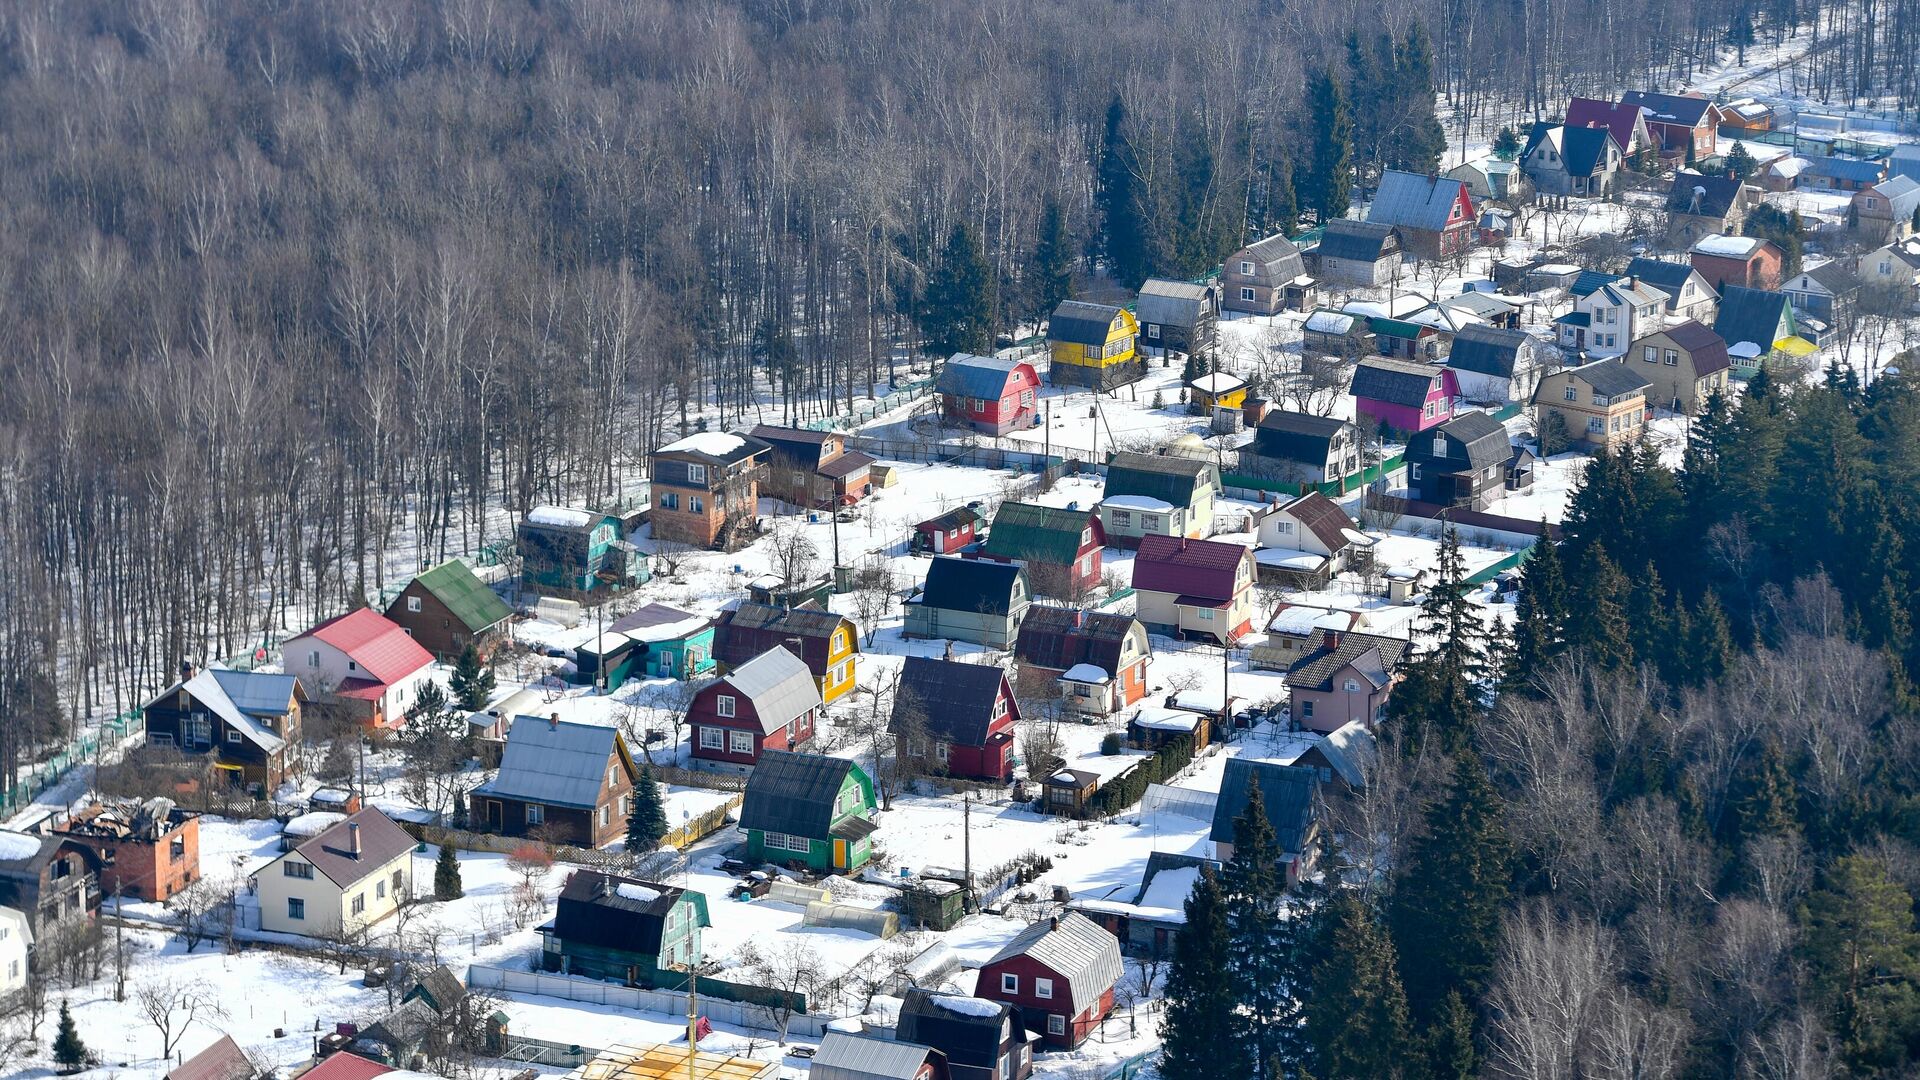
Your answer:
(1101, 732), (1124, 755)
(1084, 735), (1194, 818)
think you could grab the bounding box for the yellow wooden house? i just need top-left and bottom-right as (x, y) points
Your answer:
(1187, 371), (1248, 415)
(1048, 301), (1143, 390)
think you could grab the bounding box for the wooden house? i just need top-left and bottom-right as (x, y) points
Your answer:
(1042, 769), (1101, 816)
(810, 1031), (949, 1080)
(974, 912), (1124, 1049)
(254, 808), (414, 937)
(903, 557), (1030, 649)
(1853, 176), (1920, 244)
(0, 831), (103, 936)
(935, 354), (1042, 436)
(1365, 170), (1475, 258)
(1446, 323), (1547, 405)
(1012, 608), (1150, 719)
(1313, 220), (1403, 286)
(1186, 371), (1247, 416)
(164, 1035), (254, 1080)
(649, 431), (772, 551)
(1564, 96), (1656, 157)
(1533, 361), (1652, 451)
(1126, 706), (1210, 753)
(1624, 256), (1720, 324)
(687, 647), (822, 767)
(1249, 491), (1368, 588)
(748, 426), (875, 509)
(0, 907), (27, 995)
(1801, 155), (1887, 192)
(1781, 261), (1860, 326)
(1210, 760), (1320, 885)
(1404, 411), (1513, 510)
(892, 656), (1020, 782)
(713, 601), (858, 704)
(1251, 605), (1372, 672)
(1351, 357), (1458, 435)
(979, 502), (1103, 599)
(1714, 285), (1800, 371)
(1068, 852), (1218, 958)
(142, 665), (305, 791)
(539, 870), (710, 986)
(1367, 316), (1445, 362)
(1520, 123), (1624, 197)
(468, 716), (638, 847)
(1097, 452), (1221, 547)
(1237, 412), (1364, 488)
(51, 801), (200, 903)
(1220, 233), (1313, 315)
(738, 750), (878, 873)
(1300, 308), (1372, 356)
(1136, 279), (1219, 358)
(1665, 173), (1756, 246)
(608, 603), (716, 680)
(1445, 158), (1525, 201)
(518, 506), (648, 595)
(1131, 535), (1255, 645)
(1631, 320), (1734, 413)
(914, 506), (985, 555)
(1046, 301), (1141, 390)
(284, 608), (437, 732)
(1618, 91), (1723, 159)
(384, 559), (513, 660)
(1857, 237), (1920, 305)
(1283, 628), (1409, 734)
(1690, 235), (1784, 291)
(897, 989), (1035, 1080)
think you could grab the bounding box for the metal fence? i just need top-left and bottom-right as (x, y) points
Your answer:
(799, 378), (937, 433)
(466, 964), (831, 1040)
(847, 435), (1065, 474)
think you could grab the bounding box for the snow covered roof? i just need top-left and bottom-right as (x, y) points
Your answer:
(1060, 663), (1111, 684)
(1770, 155), (1811, 178)
(1137, 865), (1200, 911)
(658, 431), (747, 457)
(1255, 548), (1329, 571)
(1267, 605), (1361, 636)
(1303, 310), (1355, 335)
(1189, 372), (1246, 394)
(1692, 234), (1767, 259)
(1130, 706), (1202, 733)
(527, 505), (594, 529)
(282, 812), (347, 838)
(0, 832), (44, 862)
(1101, 494), (1175, 512)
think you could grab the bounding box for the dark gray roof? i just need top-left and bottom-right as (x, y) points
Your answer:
(720, 647), (822, 733)
(282, 807), (416, 888)
(1790, 261), (1859, 296)
(1317, 219), (1398, 262)
(898, 989), (1014, 1068)
(1446, 324), (1532, 379)
(893, 656), (1010, 747)
(936, 354), (1030, 401)
(1209, 760), (1320, 856)
(1368, 170), (1469, 232)
(739, 749), (866, 838)
(1423, 411), (1512, 471)
(1104, 452), (1216, 506)
(1049, 301), (1126, 346)
(1251, 411), (1355, 463)
(471, 718), (627, 809)
(1350, 357), (1445, 407)
(810, 1031), (942, 1080)
(916, 556), (1025, 616)
(1283, 630), (1409, 692)
(404, 965), (467, 1016)
(1714, 285), (1795, 349)
(552, 870), (705, 956)
(1558, 127), (1619, 178)
(1655, 320), (1733, 376)
(1242, 232), (1305, 267)
(983, 911), (1125, 1015)
(358, 999), (439, 1052)
(1624, 257), (1710, 302)
(1567, 359), (1652, 398)
(1620, 91), (1714, 126)
(1136, 279), (1212, 328)
(1665, 172), (1746, 217)
(609, 602), (711, 639)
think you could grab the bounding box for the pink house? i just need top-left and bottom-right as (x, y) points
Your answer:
(935, 354), (1042, 436)
(1350, 357), (1459, 436)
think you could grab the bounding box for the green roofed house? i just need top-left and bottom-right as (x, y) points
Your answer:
(1098, 452), (1221, 548)
(739, 749), (879, 874)
(538, 869), (711, 987)
(1368, 316), (1444, 362)
(384, 559), (514, 660)
(980, 502), (1104, 598)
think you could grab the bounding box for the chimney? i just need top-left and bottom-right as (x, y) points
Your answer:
(347, 821), (361, 858)
(943, 640), (955, 661)
(1324, 628), (1343, 650)
(549, 712), (560, 732)
(180, 659), (196, 681)
(1049, 916), (1060, 931)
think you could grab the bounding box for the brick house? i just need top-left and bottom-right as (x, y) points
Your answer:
(974, 912), (1124, 1049)
(52, 801), (201, 903)
(649, 431), (772, 551)
(891, 656), (1019, 782)
(469, 716), (639, 847)
(687, 647), (823, 767)
(1690, 234), (1784, 291)
(978, 502), (1104, 598)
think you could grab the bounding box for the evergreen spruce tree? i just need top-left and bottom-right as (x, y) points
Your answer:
(1418, 526), (1484, 679)
(1726, 738), (1798, 844)
(1099, 96), (1148, 285)
(448, 644), (495, 711)
(1390, 753), (1513, 1023)
(1387, 24), (1448, 173)
(1626, 562), (1674, 668)
(627, 763), (670, 852)
(1159, 867), (1250, 1080)
(1567, 543), (1634, 671)
(1301, 68), (1353, 222)
(1343, 32), (1380, 183)
(1724, 140), (1758, 179)
(921, 220), (996, 356)
(1689, 592), (1737, 686)
(1800, 856), (1920, 1073)
(1030, 196), (1073, 324)
(1220, 781), (1295, 1078)
(1306, 893), (1413, 1079)
(433, 843), (464, 900)
(1492, 126), (1521, 161)
(1507, 522), (1568, 687)
(1264, 149), (1300, 235)
(52, 1000), (86, 1073)
(1728, 6), (1756, 63)
(1426, 991), (1479, 1080)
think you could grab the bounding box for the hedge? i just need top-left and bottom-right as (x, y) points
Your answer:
(1083, 735), (1195, 818)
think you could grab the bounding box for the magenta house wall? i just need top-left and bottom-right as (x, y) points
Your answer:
(1356, 369), (1459, 435)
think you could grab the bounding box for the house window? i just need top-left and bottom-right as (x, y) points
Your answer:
(527, 804), (544, 825)
(392, 869), (404, 895)
(170, 837), (185, 863)
(660, 492), (679, 510)
(284, 861), (313, 879)
(1142, 514), (1162, 531)
(1587, 417), (1606, 434)
(690, 496), (704, 514)
(1240, 287), (1255, 302)
(1048, 1015), (1067, 1036)
(1111, 510), (1132, 528)
(716, 695), (736, 718)
(729, 730), (754, 754)
(1563, 385), (1577, 401)
(287, 898), (305, 921)
(1036, 978), (1054, 999)
(935, 741), (950, 764)
(1080, 527), (1092, 546)
(609, 766), (619, 787)
(226, 730), (242, 744)
(1239, 261), (1254, 275)
(377, 879), (387, 899)
(1302, 700), (1314, 718)
(306, 651), (320, 668)
(1345, 679), (1360, 692)
(407, 596), (422, 612)
(1664, 350), (1679, 366)
(599, 806), (609, 827)
(1423, 401), (1436, 418)
(688, 463), (707, 484)
(1196, 609), (1214, 622)
(699, 727), (724, 750)
(1643, 346), (1658, 364)
(351, 893), (365, 915)
(1409, 463), (1422, 480)
(1001, 973), (1019, 994)
(1432, 435), (1445, 456)
(1146, 324), (1161, 340)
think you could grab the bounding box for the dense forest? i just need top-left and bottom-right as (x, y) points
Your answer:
(1158, 368), (1920, 1079)
(0, 0), (1917, 875)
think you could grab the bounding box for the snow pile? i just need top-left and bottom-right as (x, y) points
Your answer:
(0, 832), (42, 861)
(1102, 494), (1175, 512)
(938, 995), (1007, 1019)
(660, 432), (747, 457)
(527, 505), (593, 528)
(1138, 866), (1202, 911)
(1059, 663), (1111, 684)
(616, 883), (663, 904)
(1692, 234), (1763, 258)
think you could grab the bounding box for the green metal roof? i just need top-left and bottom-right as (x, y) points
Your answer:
(411, 559), (513, 633)
(1369, 317), (1425, 339)
(983, 502), (1089, 566)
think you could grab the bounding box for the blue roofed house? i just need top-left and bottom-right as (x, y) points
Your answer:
(1892, 144), (1920, 183)
(1520, 123), (1625, 198)
(1446, 323), (1550, 405)
(935, 354), (1042, 436)
(1714, 285), (1802, 376)
(468, 716), (639, 848)
(1364, 170), (1475, 259)
(1798, 154), (1887, 192)
(142, 664), (305, 792)
(1210, 759), (1322, 886)
(607, 603), (716, 680)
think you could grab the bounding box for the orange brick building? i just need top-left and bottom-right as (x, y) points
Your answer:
(53, 801), (201, 902)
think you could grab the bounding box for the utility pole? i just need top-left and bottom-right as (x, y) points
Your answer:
(962, 788), (973, 912)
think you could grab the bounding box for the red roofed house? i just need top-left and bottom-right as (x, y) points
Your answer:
(284, 609), (437, 730)
(1130, 535), (1256, 645)
(1564, 96), (1655, 158)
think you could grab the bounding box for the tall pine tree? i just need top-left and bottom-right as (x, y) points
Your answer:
(1220, 780), (1296, 1079)
(1385, 24), (1448, 173)
(449, 644), (495, 711)
(1800, 856), (1920, 1073)
(627, 763), (670, 852)
(921, 220), (995, 356)
(53, 1000), (86, 1073)
(1029, 196), (1073, 325)
(1159, 867), (1250, 1080)
(1390, 753), (1513, 1023)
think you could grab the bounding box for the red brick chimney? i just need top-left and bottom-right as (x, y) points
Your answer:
(1324, 628), (1343, 650)
(347, 821), (361, 858)
(549, 712), (560, 731)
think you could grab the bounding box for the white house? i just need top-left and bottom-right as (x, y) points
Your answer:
(0, 906), (29, 993)
(1247, 492), (1370, 589)
(255, 808), (415, 938)
(1446, 323), (1549, 405)
(283, 608), (437, 731)
(1858, 238), (1920, 307)
(1555, 277), (1668, 359)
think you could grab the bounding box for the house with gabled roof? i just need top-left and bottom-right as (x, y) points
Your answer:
(712, 601), (858, 704)
(914, 505), (985, 555)
(1047, 301), (1141, 390)
(1624, 256), (1719, 324)
(1565, 96), (1656, 157)
(1404, 411), (1513, 510)
(738, 749), (878, 873)
(1211, 760), (1321, 884)
(1136, 279), (1219, 358)
(650, 430), (773, 551)
(1221, 233), (1313, 315)
(1239, 411), (1364, 489)
(0, 832), (103, 935)
(384, 558), (513, 660)
(1556, 275), (1667, 360)
(1098, 452), (1221, 547)
(165, 1034), (254, 1080)
(1300, 307), (1371, 356)
(1853, 175), (1920, 244)
(903, 557), (1030, 649)
(284, 608), (436, 731)
(1351, 356), (1459, 435)
(1445, 158), (1525, 201)
(1533, 360), (1652, 451)
(255, 807), (414, 937)
(892, 656), (1019, 782)
(810, 1031), (948, 1080)
(1283, 625), (1409, 733)
(1313, 219), (1403, 285)
(687, 646), (823, 767)
(1012, 608), (1150, 718)
(1858, 236), (1920, 304)
(1252, 604), (1373, 672)
(1714, 285), (1800, 372)
(1782, 260), (1860, 328)
(1131, 535), (1255, 645)
(1665, 172), (1756, 246)
(897, 988), (1034, 1080)
(1630, 319), (1733, 413)
(1619, 91), (1723, 158)
(1446, 323), (1548, 405)
(468, 715), (638, 846)
(1800, 154), (1887, 192)
(518, 505), (649, 593)
(1520, 123), (1624, 197)
(1248, 491), (1368, 589)
(608, 603), (716, 680)
(936, 354), (1042, 436)
(748, 425), (876, 509)
(143, 663), (305, 791)
(979, 502), (1103, 598)
(538, 869), (711, 986)
(975, 911), (1124, 1049)
(1365, 170), (1475, 258)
